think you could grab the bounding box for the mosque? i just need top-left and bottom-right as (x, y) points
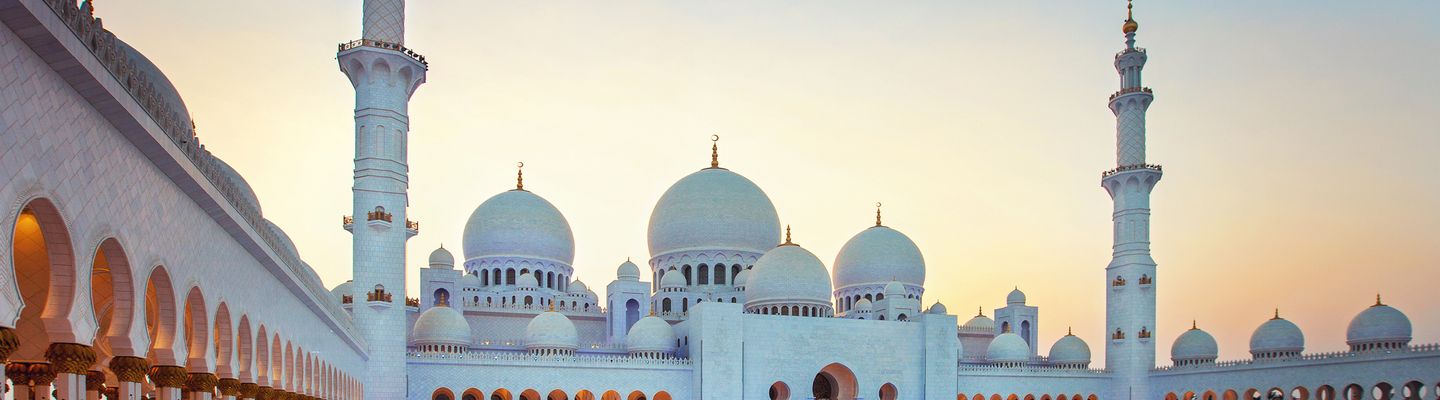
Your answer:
(0, 0), (1435, 400)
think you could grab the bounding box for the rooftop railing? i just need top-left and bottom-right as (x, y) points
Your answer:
(338, 39), (428, 68)
(1109, 86), (1153, 101)
(1152, 342), (1440, 372)
(1102, 163), (1163, 178)
(407, 350), (692, 368)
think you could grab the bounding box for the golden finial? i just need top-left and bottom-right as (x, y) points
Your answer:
(1272, 308), (1280, 320)
(710, 134), (720, 168)
(1067, 326), (1073, 336)
(875, 202), (883, 227)
(649, 307), (656, 316)
(548, 302), (555, 312)
(1122, 0), (1139, 34)
(781, 225), (794, 245)
(1375, 293), (1384, 307)
(516, 162), (525, 190)
(977, 306), (984, 317)
(1191, 320), (1197, 330)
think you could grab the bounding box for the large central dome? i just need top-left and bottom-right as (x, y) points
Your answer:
(648, 168), (780, 257)
(832, 225), (925, 290)
(462, 189), (575, 265)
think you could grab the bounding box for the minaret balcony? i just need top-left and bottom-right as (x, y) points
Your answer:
(1101, 163), (1162, 178)
(406, 219), (420, 238)
(1108, 87), (1153, 102)
(338, 39), (428, 69)
(342, 215), (354, 232)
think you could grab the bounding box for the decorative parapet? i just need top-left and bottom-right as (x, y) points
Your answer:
(1116, 47), (1148, 57)
(958, 363), (1110, 376)
(366, 210), (392, 222)
(469, 341), (627, 352)
(407, 350), (691, 369)
(30, 0), (354, 336)
(1108, 86), (1154, 101)
(337, 39), (428, 68)
(460, 302), (605, 316)
(1152, 342), (1440, 374)
(1102, 163), (1163, 178)
(366, 289), (392, 303)
(405, 297), (420, 307)
(958, 325), (995, 335)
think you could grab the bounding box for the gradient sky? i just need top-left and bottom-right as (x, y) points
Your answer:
(95, 1), (1438, 364)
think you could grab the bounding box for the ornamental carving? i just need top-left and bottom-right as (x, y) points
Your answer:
(218, 378), (241, 396)
(257, 386), (274, 400)
(187, 372), (218, 392)
(44, 342), (97, 374)
(240, 383), (260, 399)
(4, 362), (29, 385)
(108, 356), (150, 383)
(0, 327), (19, 362)
(27, 362), (56, 385)
(86, 370), (107, 391)
(147, 365), (189, 388)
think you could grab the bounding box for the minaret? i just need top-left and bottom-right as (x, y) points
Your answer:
(1103, 1), (1160, 399)
(338, 1), (426, 399)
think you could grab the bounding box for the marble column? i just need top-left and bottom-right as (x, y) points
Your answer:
(45, 343), (98, 400)
(0, 327), (17, 397)
(85, 370), (106, 400)
(29, 362), (57, 400)
(256, 386), (273, 400)
(108, 356), (149, 400)
(6, 362), (34, 400)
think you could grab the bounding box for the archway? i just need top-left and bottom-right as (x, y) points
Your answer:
(1400, 381), (1423, 400)
(771, 381), (791, 400)
(1316, 386), (1335, 400)
(145, 265), (180, 365)
(8, 200), (78, 362)
(601, 390), (621, 400)
(214, 302), (234, 377)
(548, 389), (569, 400)
(491, 388), (514, 400)
(433, 387), (455, 400)
(573, 390), (595, 400)
(520, 389), (541, 400)
(653, 392), (672, 400)
(182, 286), (210, 369)
(879, 383), (898, 400)
(814, 363), (859, 400)
(627, 390), (648, 400)
(90, 237), (137, 366)
(463, 388), (484, 400)
(1372, 382), (1394, 400)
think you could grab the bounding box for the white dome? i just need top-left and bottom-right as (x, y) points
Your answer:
(927, 301), (947, 315)
(617, 260), (641, 281)
(459, 273), (481, 288)
(524, 311), (579, 351)
(832, 226), (925, 290)
(647, 168), (780, 257)
(1347, 301), (1412, 347)
(209, 156), (261, 215)
(568, 280), (589, 294)
(263, 220), (299, 259)
(517, 273), (538, 288)
(462, 189), (575, 265)
(428, 245), (454, 269)
(329, 280), (353, 304)
(625, 315), (678, 354)
(411, 305), (471, 348)
(660, 269), (687, 288)
(744, 244), (833, 309)
(1007, 288), (1027, 305)
(1250, 315), (1304, 356)
(987, 332), (1031, 363)
(1048, 334), (1091, 365)
(733, 268), (752, 287)
(1172, 326), (1219, 363)
(853, 298), (873, 312)
(884, 281), (907, 298)
(116, 39), (192, 137)
(964, 314), (995, 331)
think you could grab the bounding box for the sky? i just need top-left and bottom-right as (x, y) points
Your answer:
(95, 1), (1439, 364)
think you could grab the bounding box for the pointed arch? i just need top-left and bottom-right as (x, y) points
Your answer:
(214, 302), (234, 377)
(237, 316), (253, 383)
(90, 237), (138, 360)
(145, 265), (180, 365)
(182, 285), (211, 370)
(7, 198), (80, 360)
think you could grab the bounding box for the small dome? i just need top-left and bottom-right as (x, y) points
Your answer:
(1172, 326), (1219, 363)
(1250, 314), (1304, 357)
(523, 311), (579, 352)
(115, 39), (192, 136)
(568, 280), (589, 294)
(927, 301), (948, 315)
(428, 246), (454, 269)
(459, 273), (480, 288)
(744, 244), (833, 309)
(263, 220), (300, 259)
(660, 269), (687, 289)
(625, 315), (678, 355)
(1007, 288), (1026, 305)
(1048, 334), (1091, 365)
(648, 168), (780, 257)
(462, 189), (575, 265)
(411, 305), (471, 348)
(832, 226), (925, 290)
(733, 268), (752, 287)
(209, 156), (261, 215)
(884, 281), (907, 298)
(964, 313), (995, 331)
(617, 260), (641, 281)
(329, 280), (353, 304)
(1347, 300), (1412, 347)
(517, 273), (538, 288)
(853, 298), (874, 312)
(987, 332), (1031, 363)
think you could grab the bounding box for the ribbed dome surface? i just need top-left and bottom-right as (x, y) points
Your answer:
(1172, 327), (1219, 362)
(625, 315), (677, 354)
(744, 245), (833, 308)
(1048, 335), (1091, 364)
(648, 168), (780, 257)
(263, 220), (299, 258)
(832, 226), (925, 290)
(1250, 317), (1304, 355)
(568, 280), (589, 294)
(524, 311), (579, 351)
(987, 333), (1031, 362)
(462, 190), (575, 265)
(115, 38), (192, 135)
(1347, 303), (1412, 346)
(883, 281), (907, 298)
(617, 260), (641, 281)
(428, 246), (454, 268)
(411, 306), (471, 347)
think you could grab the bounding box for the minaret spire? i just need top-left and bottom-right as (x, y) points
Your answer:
(516, 162), (525, 190)
(710, 134), (721, 168)
(875, 202), (883, 227)
(1122, 0), (1140, 49)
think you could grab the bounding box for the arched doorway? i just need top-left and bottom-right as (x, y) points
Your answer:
(770, 381), (791, 400)
(601, 390), (621, 400)
(491, 388), (514, 400)
(814, 363), (859, 400)
(879, 383), (898, 400)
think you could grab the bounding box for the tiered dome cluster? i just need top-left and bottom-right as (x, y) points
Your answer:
(1170, 297), (1414, 366)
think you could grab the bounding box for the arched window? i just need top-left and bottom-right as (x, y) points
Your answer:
(714, 264), (725, 285)
(662, 298), (672, 313)
(682, 265), (693, 285)
(698, 264), (709, 285)
(682, 298), (689, 312)
(524, 296), (533, 306)
(432, 288), (450, 307)
(506, 269), (516, 285)
(732, 265), (742, 283)
(482, 271), (489, 286)
(547, 272), (555, 289)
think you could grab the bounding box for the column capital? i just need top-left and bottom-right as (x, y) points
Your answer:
(188, 372), (220, 392)
(44, 342), (97, 374)
(218, 378), (242, 396)
(109, 356), (150, 383)
(86, 370), (107, 391)
(239, 382), (260, 399)
(257, 386), (274, 400)
(5, 362), (30, 385)
(148, 365), (189, 388)
(0, 327), (19, 362)
(27, 362), (56, 385)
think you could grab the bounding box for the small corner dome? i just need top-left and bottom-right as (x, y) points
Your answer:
(647, 168), (780, 257)
(428, 246), (455, 268)
(523, 311), (579, 351)
(884, 281), (907, 298)
(987, 332), (1031, 363)
(568, 280), (589, 294)
(411, 306), (471, 347)
(1048, 334), (1091, 364)
(1249, 316), (1304, 355)
(660, 269), (687, 288)
(733, 268), (752, 287)
(459, 272), (480, 288)
(462, 189), (575, 265)
(853, 298), (873, 311)
(625, 315), (677, 354)
(517, 273), (538, 288)
(617, 260), (641, 281)
(1007, 288), (1027, 305)
(1347, 302), (1412, 346)
(964, 314), (995, 330)
(832, 226), (925, 290)
(927, 301), (947, 315)
(1172, 327), (1219, 362)
(744, 244), (833, 308)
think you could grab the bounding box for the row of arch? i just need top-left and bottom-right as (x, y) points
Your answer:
(959, 395), (1100, 400)
(474, 267), (571, 292)
(432, 387), (673, 400)
(835, 291), (918, 313)
(654, 296), (741, 313)
(2, 198), (361, 398)
(653, 263), (745, 291)
(1163, 380), (1437, 400)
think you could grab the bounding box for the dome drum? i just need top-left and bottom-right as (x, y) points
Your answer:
(1249, 316), (1304, 359)
(626, 315), (678, 357)
(1347, 301), (1412, 352)
(1171, 326), (1219, 366)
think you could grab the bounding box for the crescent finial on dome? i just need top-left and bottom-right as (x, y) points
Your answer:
(875, 202), (883, 227)
(710, 134), (721, 168)
(516, 162), (525, 190)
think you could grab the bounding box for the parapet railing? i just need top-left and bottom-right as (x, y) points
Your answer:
(459, 302), (606, 316)
(958, 362), (1110, 375)
(407, 350), (692, 368)
(1109, 86), (1154, 101)
(1152, 342), (1440, 372)
(1116, 47), (1147, 57)
(470, 341), (627, 352)
(1102, 163), (1163, 178)
(338, 39), (428, 68)
(36, 0), (355, 334)
(958, 325), (996, 335)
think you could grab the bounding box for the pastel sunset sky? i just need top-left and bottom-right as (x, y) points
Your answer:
(95, 1), (1438, 363)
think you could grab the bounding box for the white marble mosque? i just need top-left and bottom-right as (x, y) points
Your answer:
(0, 0), (1435, 400)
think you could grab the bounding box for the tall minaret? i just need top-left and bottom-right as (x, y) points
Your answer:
(1103, 1), (1160, 399)
(338, 0), (426, 399)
